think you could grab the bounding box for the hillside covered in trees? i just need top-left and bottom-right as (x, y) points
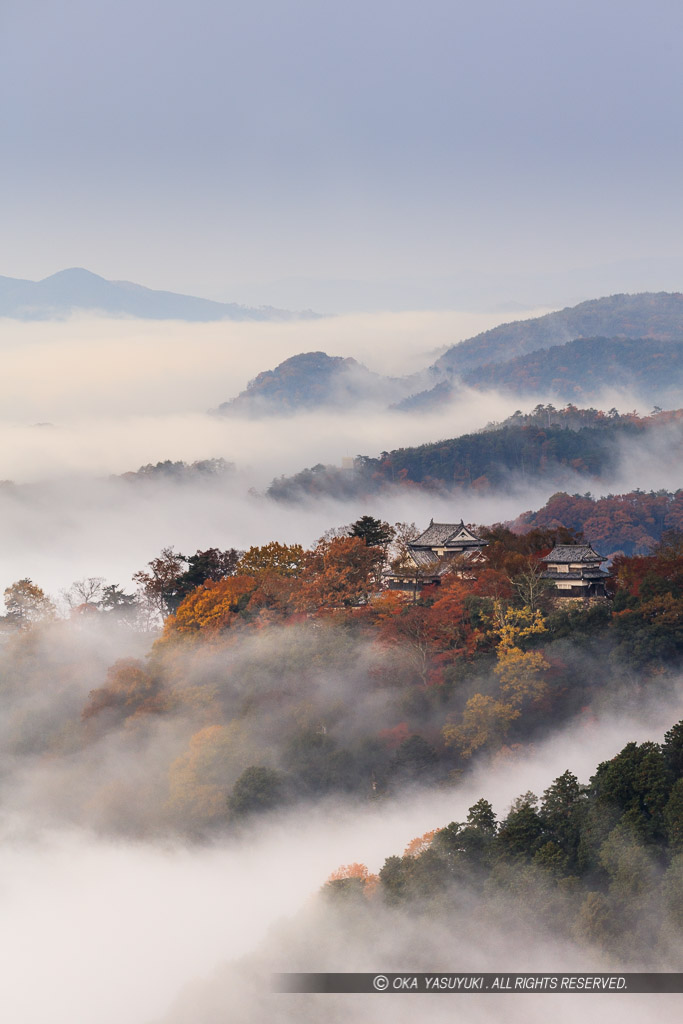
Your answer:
(266, 406), (682, 502)
(322, 717), (683, 965)
(1, 514), (681, 839)
(215, 351), (409, 415)
(513, 489), (683, 556)
(207, 293), (683, 417)
(434, 291), (683, 374)
(462, 336), (683, 401)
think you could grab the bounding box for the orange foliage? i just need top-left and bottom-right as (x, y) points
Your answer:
(403, 829), (439, 857)
(162, 576), (257, 639)
(371, 590), (408, 618)
(82, 658), (166, 721)
(515, 490), (683, 556)
(327, 862), (372, 881)
(326, 862), (379, 896)
(295, 536), (383, 611)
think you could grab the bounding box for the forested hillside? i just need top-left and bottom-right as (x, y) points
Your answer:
(267, 406), (681, 502)
(462, 336), (683, 400)
(215, 351), (403, 415)
(435, 292), (683, 374)
(1, 518), (681, 838)
(513, 489), (683, 555)
(323, 716), (683, 964)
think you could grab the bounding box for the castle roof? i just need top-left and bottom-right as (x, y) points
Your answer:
(411, 520), (485, 548)
(541, 543), (604, 564)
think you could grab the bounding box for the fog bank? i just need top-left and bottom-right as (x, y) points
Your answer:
(1, 689), (682, 1024)
(0, 308), (554, 420)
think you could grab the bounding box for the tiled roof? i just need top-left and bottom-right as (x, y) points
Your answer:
(541, 544), (604, 564)
(411, 520), (484, 548)
(410, 549), (440, 567)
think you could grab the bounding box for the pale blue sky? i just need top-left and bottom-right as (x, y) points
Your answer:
(2, 0), (682, 309)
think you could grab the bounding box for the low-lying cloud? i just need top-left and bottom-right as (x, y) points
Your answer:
(1, 684), (681, 1024)
(0, 308), (554, 420)
(0, 406), (679, 597)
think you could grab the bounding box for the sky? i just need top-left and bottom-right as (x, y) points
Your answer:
(2, 0), (683, 310)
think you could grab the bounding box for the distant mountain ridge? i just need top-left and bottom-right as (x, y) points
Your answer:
(433, 291), (683, 374)
(395, 334), (683, 409)
(0, 268), (319, 321)
(463, 335), (683, 399)
(210, 292), (683, 416)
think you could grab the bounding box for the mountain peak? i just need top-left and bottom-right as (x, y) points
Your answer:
(39, 267), (107, 284)
(0, 269), (319, 322)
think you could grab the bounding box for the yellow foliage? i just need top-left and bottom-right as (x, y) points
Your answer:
(443, 693), (519, 759)
(494, 603), (547, 651)
(166, 723), (250, 828)
(495, 646), (551, 704)
(492, 603), (550, 708)
(236, 542), (305, 577)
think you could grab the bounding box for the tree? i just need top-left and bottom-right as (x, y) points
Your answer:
(663, 719), (683, 778)
(82, 658), (163, 721)
(295, 536), (383, 610)
(174, 547), (242, 605)
(540, 770), (584, 866)
(99, 584), (139, 625)
(236, 542), (305, 577)
(493, 604), (551, 708)
(350, 515), (395, 548)
(589, 740), (670, 845)
(466, 798), (497, 834)
(508, 561), (553, 611)
(133, 546), (188, 621)
(664, 779), (683, 852)
(379, 855), (411, 904)
(443, 694), (519, 759)
(228, 766), (286, 818)
(161, 576), (257, 639)
(432, 799), (498, 871)
(62, 577), (106, 611)
(376, 605), (439, 685)
(3, 578), (55, 628)
(325, 862), (379, 900)
(388, 521), (420, 564)
(496, 792), (546, 861)
(168, 724), (249, 828)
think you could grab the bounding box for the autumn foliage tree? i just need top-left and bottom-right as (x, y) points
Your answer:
(493, 604), (551, 706)
(295, 536), (383, 611)
(161, 576), (257, 640)
(82, 658), (166, 721)
(236, 542), (305, 577)
(325, 862), (379, 899)
(442, 603), (551, 759)
(3, 579), (56, 628)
